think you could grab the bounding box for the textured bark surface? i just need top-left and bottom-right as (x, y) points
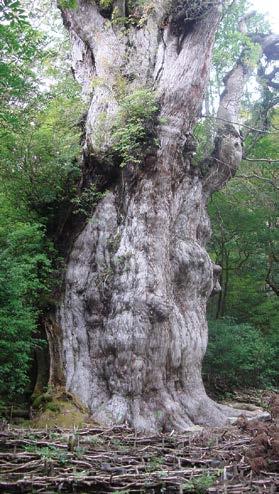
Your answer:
(53, 0), (255, 432)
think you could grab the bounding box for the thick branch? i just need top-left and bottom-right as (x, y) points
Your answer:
(202, 62), (247, 193)
(202, 30), (279, 194)
(201, 115), (279, 134)
(259, 65), (279, 89)
(250, 33), (279, 60)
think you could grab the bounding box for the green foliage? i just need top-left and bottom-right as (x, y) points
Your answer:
(0, 200), (52, 398)
(71, 185), (105, 217)
(0, 4), (84, 404)
(208, 107), (279, 323)
(213, 0), (269, 77)
(145, 456), (164, 472)
(206, 104), (279, 393)
(0, 0), (277, 406)
(58, 0), (78, 9)
(112, 88), (159, 167)
(24, 444), (68, 463)
(241, 37), (262, 69)
(0, 77), (83, 228)
(99, 0), (113, 7)
(203, 320), (277, 391)
(183, 474), (216, 493)
(207, 0), (270, 116)
(32, 390), (53, 409)
(0, 0), (43, 132)
(96, 0), (151, 25)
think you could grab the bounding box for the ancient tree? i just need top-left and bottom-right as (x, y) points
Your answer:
(48, 0), (279, 431)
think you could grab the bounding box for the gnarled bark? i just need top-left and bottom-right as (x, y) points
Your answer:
(51, 0), (271, 432)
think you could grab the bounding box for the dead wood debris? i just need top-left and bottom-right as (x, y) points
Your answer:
(236, 394), (279, 477)
(0, 417), (278, 493)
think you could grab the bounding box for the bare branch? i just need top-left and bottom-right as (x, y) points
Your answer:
(243, 157), (279, 163)
(237, 174), (279, 190)
(249, 33), (279, 60)
(201, 115), (279, 134)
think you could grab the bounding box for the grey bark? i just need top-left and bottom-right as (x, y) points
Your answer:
(51, 0), (266, 432)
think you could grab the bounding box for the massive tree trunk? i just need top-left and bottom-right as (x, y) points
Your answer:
(49, 0), (272, 432)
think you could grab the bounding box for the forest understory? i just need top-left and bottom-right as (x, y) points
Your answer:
(0, 391), (278, 493)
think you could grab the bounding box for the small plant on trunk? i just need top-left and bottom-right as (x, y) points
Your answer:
(111, 88), (159, 167)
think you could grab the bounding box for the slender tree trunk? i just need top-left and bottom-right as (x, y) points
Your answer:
(49, 0), (276, 431)
(216, 241), (225, 319)
(221, 253), (230, 317)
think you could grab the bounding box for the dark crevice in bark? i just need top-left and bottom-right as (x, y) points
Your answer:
(81, 150), (121, 191)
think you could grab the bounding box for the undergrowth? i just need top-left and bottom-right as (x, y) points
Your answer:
(203, 319), (278, 392)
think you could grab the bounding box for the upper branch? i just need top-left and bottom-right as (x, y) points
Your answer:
(250, 33), (279, 60)
(202, 29), (279, 194)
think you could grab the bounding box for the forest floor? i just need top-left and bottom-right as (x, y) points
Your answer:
(0, 392), (278, 494)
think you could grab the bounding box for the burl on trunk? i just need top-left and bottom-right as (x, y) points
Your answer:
(49, 0), (254, 431)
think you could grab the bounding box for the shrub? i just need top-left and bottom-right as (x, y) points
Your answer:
(0, 206), (52, 400)
(203, 319), (277, 391)
(183, 474), (217, 493)
(58, 0), (77, 9)
(111, 88), (159, 167)
(71, 184), (105, 217)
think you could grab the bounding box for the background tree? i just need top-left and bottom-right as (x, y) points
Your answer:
(205, 109), (279, 392)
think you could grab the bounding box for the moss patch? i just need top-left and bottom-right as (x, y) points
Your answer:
(30, 389), (94, 429)
(31, 399), (91, 429)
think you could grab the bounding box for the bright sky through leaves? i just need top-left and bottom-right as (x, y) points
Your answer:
(251, 0), (279, 31)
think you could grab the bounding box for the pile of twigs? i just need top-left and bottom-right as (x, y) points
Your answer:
(0, 424), (278, 493)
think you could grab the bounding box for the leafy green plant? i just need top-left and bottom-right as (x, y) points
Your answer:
(58, 0), (78, 9)
(112, 88), (159, 167)
(99, 0), (113, 7)
(0, 211), (53, 399)
(145, 456), (164, 472)
(213, 0), (269, 78)
(74, 446), (87, 458)
(0, 0), (85, 407)
(0, 76), (83, 229)
(71, 185), (105, 217)
(183, 474), (216, 493)
(45, 402), (61, 413)
(24, 445), (68, 464)
(0, 0), (42, 132)
(203, 319), (277, 391)
(89, 435), (105, 446)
